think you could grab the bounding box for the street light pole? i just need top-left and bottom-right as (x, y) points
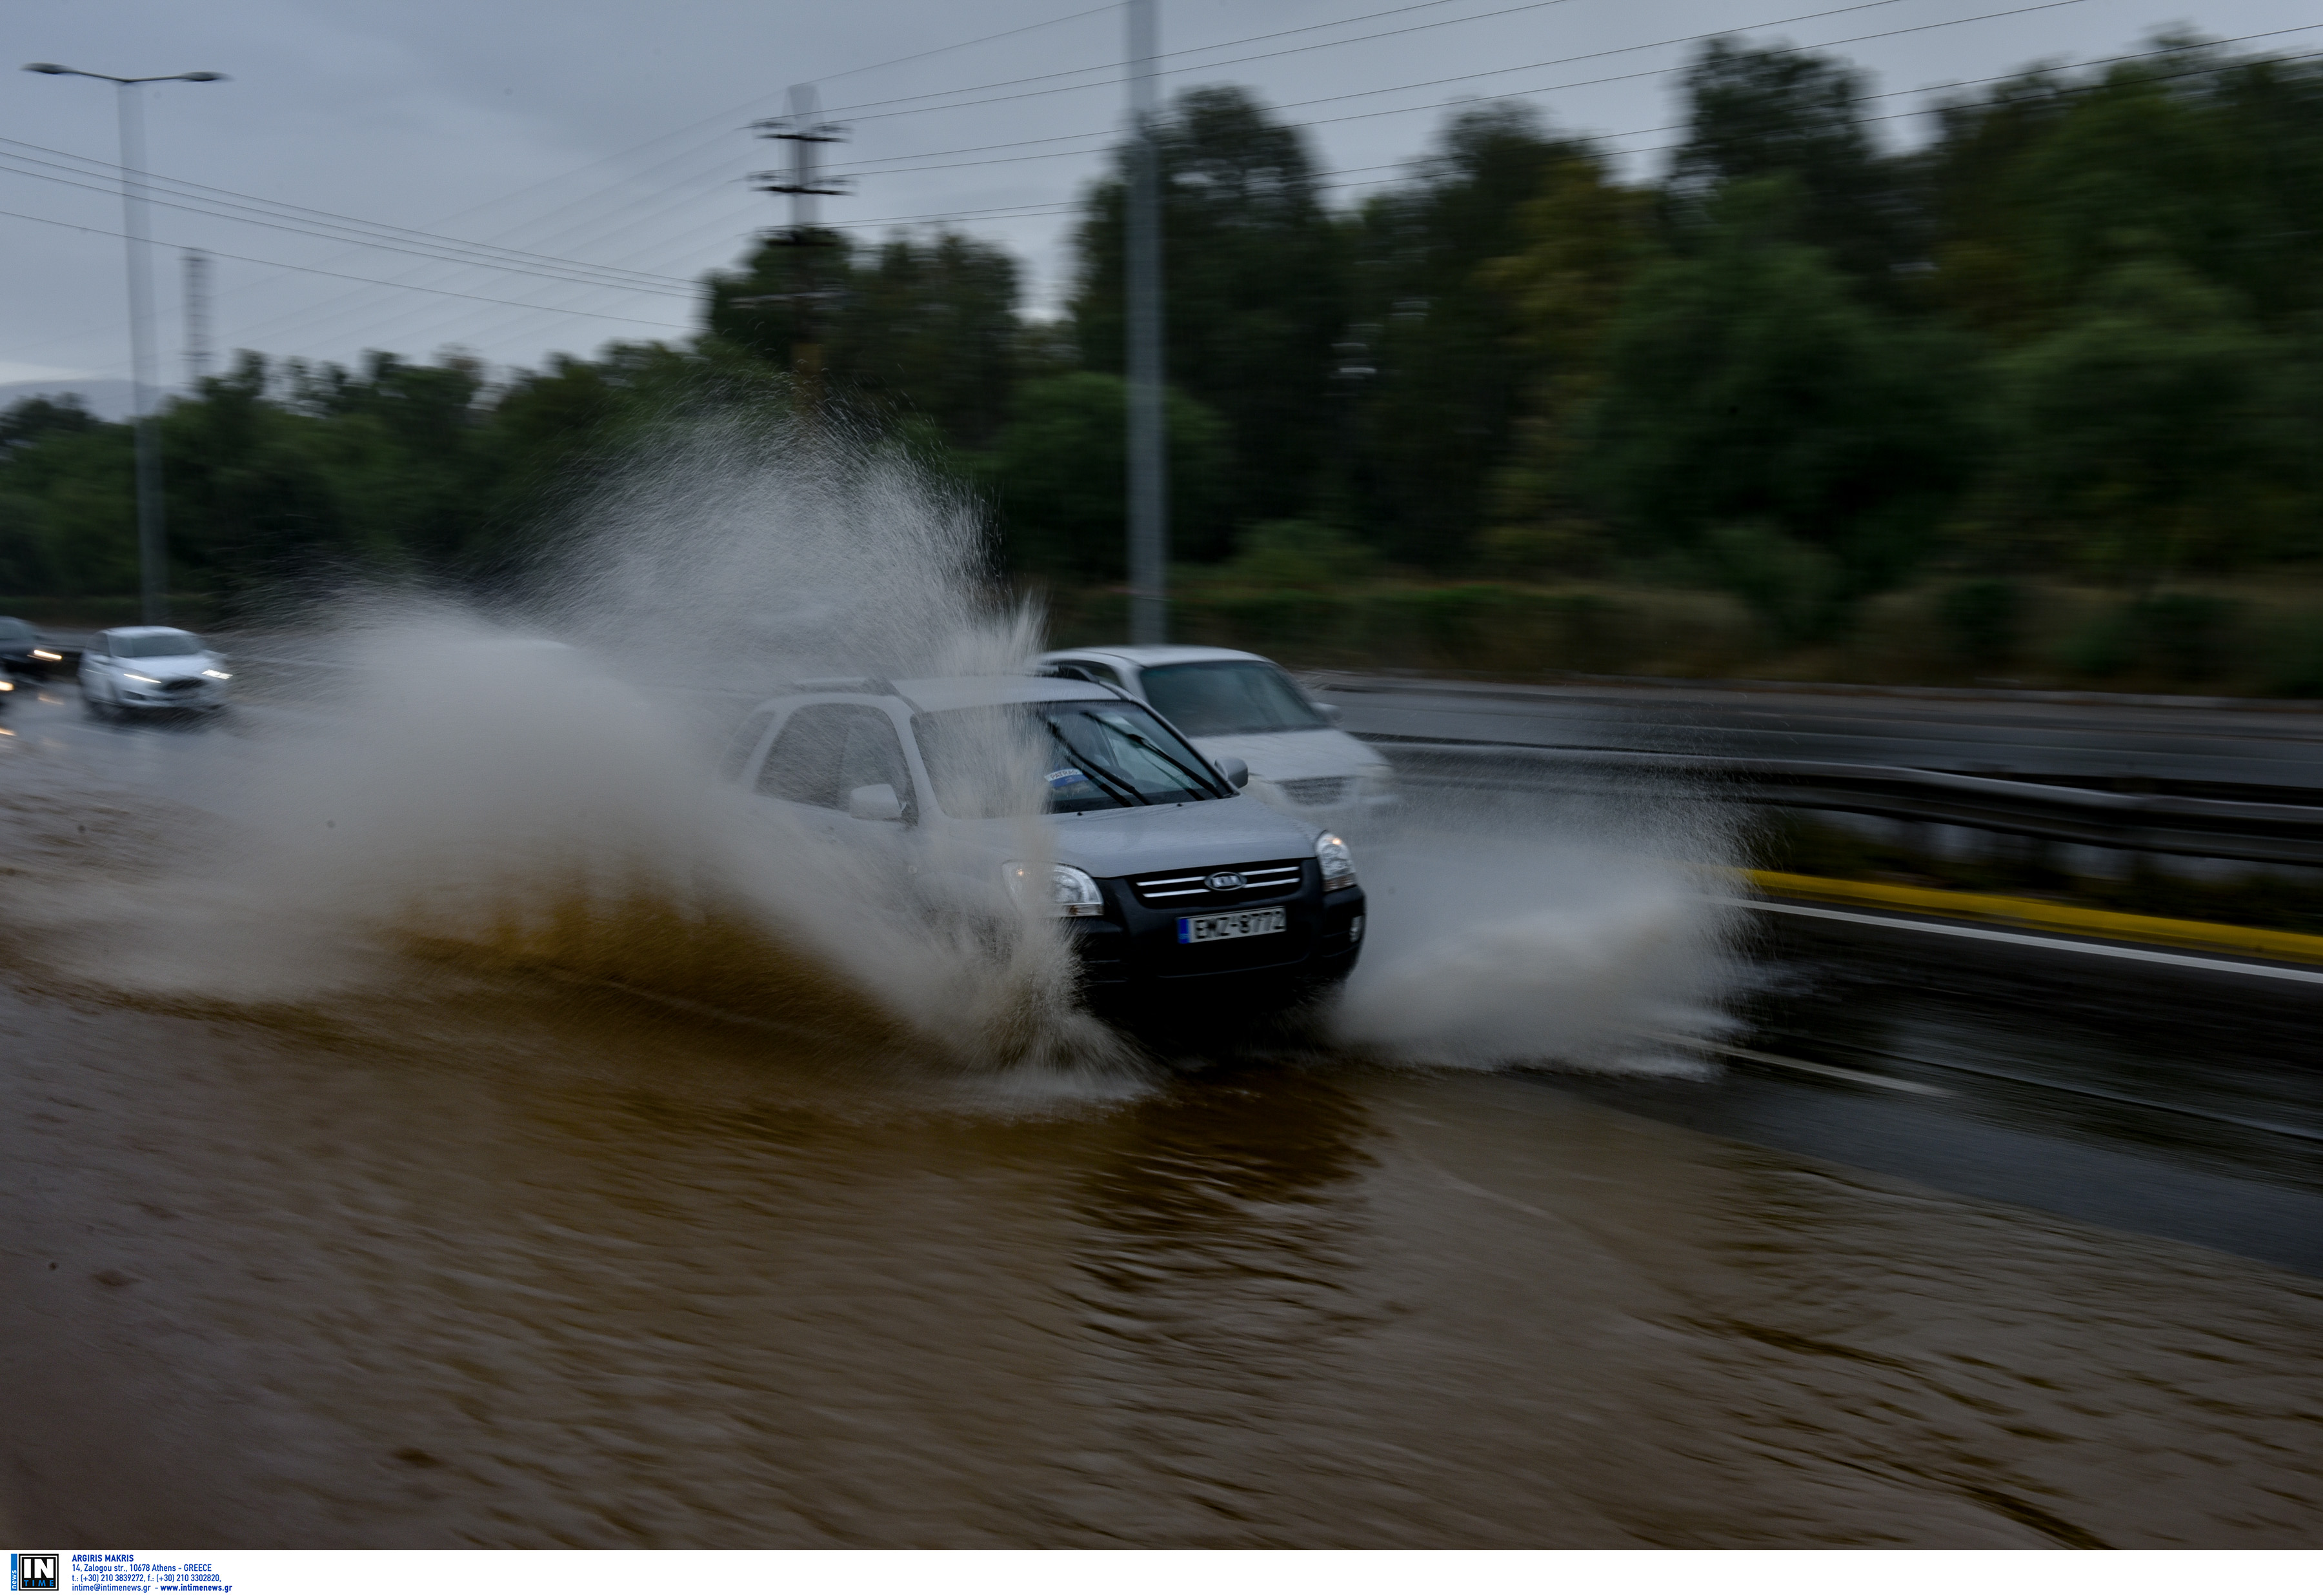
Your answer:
(1124, 0), (1168, 645)
(23, 63), (225, 625)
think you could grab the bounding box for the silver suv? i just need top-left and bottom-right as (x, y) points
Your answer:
(722, 673), (1365, 1013)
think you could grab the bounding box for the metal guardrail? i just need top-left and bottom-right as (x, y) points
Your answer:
(1363, 736), (2323, 870)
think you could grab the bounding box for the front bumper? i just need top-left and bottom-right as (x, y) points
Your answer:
(112, 681), (226, 710)
(1064, 861), (1363, 1011)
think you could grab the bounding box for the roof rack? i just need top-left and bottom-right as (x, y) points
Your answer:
(787, 675), (896, 696)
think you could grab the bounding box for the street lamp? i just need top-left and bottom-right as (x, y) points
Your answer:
(24, 63), (226, 625)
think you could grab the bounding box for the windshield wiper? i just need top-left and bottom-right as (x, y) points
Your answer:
(1102, 721), (1226, 798)
(1043, 719), (1150, 807)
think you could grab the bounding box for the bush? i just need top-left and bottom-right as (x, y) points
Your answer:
(1219, 521), (1376, 590)
(2264, 614), (2323, 697)
(1937, 577), (2022, 665)
(2060, 592), (2244, 681)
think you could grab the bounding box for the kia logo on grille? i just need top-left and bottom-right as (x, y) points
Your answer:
(1205, 872), (1247, 891)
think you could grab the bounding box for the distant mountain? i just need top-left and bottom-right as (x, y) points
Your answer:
(0, 379), (148, 422)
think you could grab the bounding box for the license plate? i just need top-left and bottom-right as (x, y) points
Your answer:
(1178, 907), (1286, 944)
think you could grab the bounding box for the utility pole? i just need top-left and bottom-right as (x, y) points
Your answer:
(1125, 0), (1168, 645)
(749, 85), (850, 414)
(183, 249), (213, 386)
(23, 63), (225, 624)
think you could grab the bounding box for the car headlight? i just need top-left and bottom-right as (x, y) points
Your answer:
(1004, 860), (1105, 918)
(1316, 831), (1357, 890)
(30, 648), (60, 661)
(0, 678), (13, 691)
(123, 672), (159, 684)
(203, 669), (232, 680)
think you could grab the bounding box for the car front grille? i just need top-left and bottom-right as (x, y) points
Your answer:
(1129, 858), (1304, 908)
(1276, 776), (1349, 805)
(163, 677), (205, 693)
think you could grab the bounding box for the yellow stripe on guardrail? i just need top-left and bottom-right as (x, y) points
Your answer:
(1744, 870), (2323, 966)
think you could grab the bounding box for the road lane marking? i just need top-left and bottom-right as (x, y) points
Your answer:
(1723, 897), (2323, 984)
(1745, 870), (2323, 965)
(1642, 1030), (1951, 1095)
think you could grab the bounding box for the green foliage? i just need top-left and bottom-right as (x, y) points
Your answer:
(1669, 37), (1915, 292)
(707, 229), (1020, 450)
(1937, 577), (2024, 664)
(1218, 521), (1377, 590)
(986, 372), (1230, 579)
(1697, 523), (1849, 646)
(1984, 259), (2295, 579)
(1074, 86), (1345, 527)
(2266, 615), (2323, 696)
(1341, 105), (1581, 567)
(2061, 592), (2244, 679)
(1585, 179), (1972, 629)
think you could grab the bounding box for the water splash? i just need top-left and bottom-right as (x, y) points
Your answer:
(59, 417), (1136, 1085)
(1333, 789), (1743, 1074)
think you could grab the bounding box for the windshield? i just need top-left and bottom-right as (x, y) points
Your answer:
(914, 701), (1227, 817)
(114, 630), (205, 659)
(1140, 660), (1327, 736)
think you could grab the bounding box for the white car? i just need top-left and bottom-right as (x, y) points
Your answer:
(1032, 645), (1394, 830)
(79, 626), (232, 717)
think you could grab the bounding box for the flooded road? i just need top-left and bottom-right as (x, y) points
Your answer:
(6, 679), (2323, 1548)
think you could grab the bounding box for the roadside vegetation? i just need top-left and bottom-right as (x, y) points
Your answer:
(5, 34), (2322, 694)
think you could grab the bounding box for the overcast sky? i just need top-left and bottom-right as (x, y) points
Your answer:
(2, 0), (2314, 397)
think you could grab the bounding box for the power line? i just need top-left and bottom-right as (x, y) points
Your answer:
(0, 205), (690, 327)
(840, 0), (2091, 126)
(824, 16), (2323, 183)
(0, 145), (696, 295)
(817, 0), (1606, 119)
(0, 135), (698, 290)
(819, 1), (1123, 85)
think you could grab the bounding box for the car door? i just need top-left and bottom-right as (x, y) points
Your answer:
(81, 632), (112, 695)
(751, 703), (919, 866)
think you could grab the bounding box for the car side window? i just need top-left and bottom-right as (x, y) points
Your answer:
(757, 704), (915, 813)
(719, 708), (781, 784)
(89, 633), (110, 659)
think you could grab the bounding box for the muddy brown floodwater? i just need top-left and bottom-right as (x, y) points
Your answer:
(5, 748), (2322, 1548)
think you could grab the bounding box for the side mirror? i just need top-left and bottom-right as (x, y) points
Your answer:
(1315, 702), (1345, 726)
(1216, 755), (1250, 790)
(847, 783), (907, 823)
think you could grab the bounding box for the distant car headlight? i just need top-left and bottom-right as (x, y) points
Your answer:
(203, 669), (231, 680)
(123, 672), (160, 684)
(1315, 831), (1357, 890)
(1004, 860), (1105, 918)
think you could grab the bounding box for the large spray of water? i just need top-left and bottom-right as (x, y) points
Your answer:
(37, 407), (1740, 1087)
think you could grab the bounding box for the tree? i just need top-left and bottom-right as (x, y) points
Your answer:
(1072, 85), (1344, 531)
(1983, 257), (2295, 580)
(1669, 38), (1916, 292)
(987, 372), (1230, 579)
(1586, 180), (1971, 637)
(1482, 149), (1658, 557)
(707, 230), (1021, 450)
(1926, 42), (2323, 340)
(1341, 103), (1582, 567)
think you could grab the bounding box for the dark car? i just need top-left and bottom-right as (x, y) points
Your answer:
(0, 615), (54, 681)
